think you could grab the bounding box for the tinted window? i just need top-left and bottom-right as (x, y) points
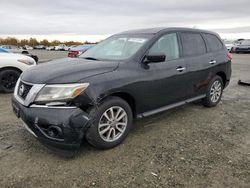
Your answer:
(2, 45), (10, 49)
(241, 40), (250, 45)
(149, 33), (179, 61)
(203, 33), (223, 52)
(10, 45), (18, 49)
(181, 32), (206, 56)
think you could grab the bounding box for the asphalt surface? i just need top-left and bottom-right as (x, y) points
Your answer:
(0, 51), (250, 187)
(28, 49), (68, 62)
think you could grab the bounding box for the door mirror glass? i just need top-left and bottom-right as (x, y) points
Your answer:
(145, 53), (166, 63)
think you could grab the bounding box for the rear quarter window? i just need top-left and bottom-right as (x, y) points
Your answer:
(203, 33), (223, 52)
(180, 32), (206, 57)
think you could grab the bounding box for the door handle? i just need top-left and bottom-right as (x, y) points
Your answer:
(209, 60), (217, 65)
(176, 67), (186, 72)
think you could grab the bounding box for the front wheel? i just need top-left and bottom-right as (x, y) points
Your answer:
(86, 96), (133, 149)
(202, 76), (223, 107)
(0, 69), (21, 93)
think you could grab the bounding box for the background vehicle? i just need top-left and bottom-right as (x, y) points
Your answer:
(223, 40), (234, 52)
(68, 44), (94, 57)
(0, 46), (38, 62)
(0, 47), (9, 53)
(46, 46), (55, 51)
(68, 45), (77, 50)
(12, 28), (231, 153)
(0, 45), (28, 54)
(0, 53), (36, 92)
(34, 45), (46, 50)
(23, 45), (33, 50)
(234, 39), (250, 53)
(54, 44), (69, 51)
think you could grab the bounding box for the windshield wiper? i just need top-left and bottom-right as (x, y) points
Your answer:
(83, 57), (100, 61)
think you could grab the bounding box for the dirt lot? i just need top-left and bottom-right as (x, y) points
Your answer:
(0, 53), (250, 187)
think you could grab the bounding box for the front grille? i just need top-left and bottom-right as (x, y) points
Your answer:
(17, 81), (33, 100)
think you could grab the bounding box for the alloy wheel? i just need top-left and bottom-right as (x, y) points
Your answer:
(210, 80), (222, 103)
(98, 106), (128, 142)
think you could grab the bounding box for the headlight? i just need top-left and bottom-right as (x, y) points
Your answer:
(35, 83), (89, 102)
(18, 59), (34, 65)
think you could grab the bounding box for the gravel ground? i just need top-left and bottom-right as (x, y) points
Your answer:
(0, 53), (250, 187)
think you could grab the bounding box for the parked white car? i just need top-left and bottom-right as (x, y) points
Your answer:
(54, 44), (69, 51)
(0, 53), (36, 93)
(224, 41), (234, 52)
(0, 45), (28, 54)
(46, 46), (55, 51)
(24, 45), (33, 50)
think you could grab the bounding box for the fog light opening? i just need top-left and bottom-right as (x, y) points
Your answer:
(47, 126), (63, 138)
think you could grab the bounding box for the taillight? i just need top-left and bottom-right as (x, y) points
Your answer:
(68, 50), (80, 58)
(227, 52), (233, 61)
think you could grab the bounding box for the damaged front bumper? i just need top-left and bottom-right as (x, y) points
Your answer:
(12, 97), (90, 152)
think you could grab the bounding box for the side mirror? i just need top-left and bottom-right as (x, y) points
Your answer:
(145, 53), (166, 64)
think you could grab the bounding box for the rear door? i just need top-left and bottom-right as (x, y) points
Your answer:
(202, 33), (228, 68)
(179, 32), (211, 98)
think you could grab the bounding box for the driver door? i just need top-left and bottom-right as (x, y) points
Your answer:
(135, 32), (188, 113)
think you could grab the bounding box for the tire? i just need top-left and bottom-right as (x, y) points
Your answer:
(86, 96), (133, 149)
(202, 75), (223, 107)
(0, 69), (21, 93)
(21, 51), (29, 54)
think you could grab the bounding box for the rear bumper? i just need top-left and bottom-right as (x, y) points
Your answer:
(225, 79), (230, 88)
(12, 97), (90, 152)
(225, 64), (231, 89)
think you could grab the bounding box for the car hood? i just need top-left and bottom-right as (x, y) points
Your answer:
(0, 52), (31, 59)
(21, 58), (119, 84)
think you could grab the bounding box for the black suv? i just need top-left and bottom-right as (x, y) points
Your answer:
(12, 28), (232, 152)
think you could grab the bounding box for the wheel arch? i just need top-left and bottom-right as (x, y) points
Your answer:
(216, 71), (227, 88)
(0, 66), (22, 92)
(0, 66), (22, 74)
(99, 91), (136, 118)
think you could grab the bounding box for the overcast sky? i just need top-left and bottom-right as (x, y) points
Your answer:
(1, 0), (250, 42)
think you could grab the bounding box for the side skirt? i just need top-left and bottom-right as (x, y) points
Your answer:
(136, 94), (206, 119)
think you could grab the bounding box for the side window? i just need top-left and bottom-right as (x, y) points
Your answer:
(203, 33), (223, 52)
(149, 33), (179, 61)
(180, 32), (206, 56)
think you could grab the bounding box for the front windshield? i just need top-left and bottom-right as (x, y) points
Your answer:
(80, 35), (150, 61)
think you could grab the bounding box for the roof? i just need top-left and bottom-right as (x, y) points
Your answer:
(118, 27), (218, 35)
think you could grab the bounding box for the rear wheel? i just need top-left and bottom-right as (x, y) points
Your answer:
(0, 69), (20, 93)
(86, 96), (133, 149)
(202, 76), (223, 107)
